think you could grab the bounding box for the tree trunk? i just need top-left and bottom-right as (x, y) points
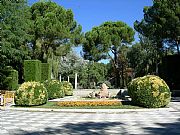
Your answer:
(121, 64), (125, 88)
(114, 49), (120, 88)
(176, 40), (180, 54)
(115, 69), (120, 88)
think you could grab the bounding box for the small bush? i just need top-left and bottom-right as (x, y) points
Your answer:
(41, 63), (51, 82)
(15, 82), (48, 106)
(61, 81), (73, 96)
(44, 80), (65, 99)
(24, 60), (41, 82)
(128, 75), (171, 108)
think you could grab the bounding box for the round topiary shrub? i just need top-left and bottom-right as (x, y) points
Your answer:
(44, 80), (65, 99)
(61, 81), (73, 96)
(128, 75), (171, 108)
(15, 81), (48, 106)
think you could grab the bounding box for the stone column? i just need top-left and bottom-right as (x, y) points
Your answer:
(59, 74), (61, 82)
(68, 76), (70, 82)
(75, 73), (77, 90)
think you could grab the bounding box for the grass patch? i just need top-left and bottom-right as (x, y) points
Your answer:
(15, 101), (142, 109)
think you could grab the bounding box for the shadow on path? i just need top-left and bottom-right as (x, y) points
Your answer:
(143, 118), (180, 135)
(13, 122), (128, 135)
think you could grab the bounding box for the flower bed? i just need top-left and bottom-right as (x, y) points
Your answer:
(56, 100), (122, 107)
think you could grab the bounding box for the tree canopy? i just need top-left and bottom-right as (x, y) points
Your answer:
(30, 1), (83, 62)
(83, 21), (134, 61)
(82, 21), (134, 87)
(134, 0), (180, 54)
(0, 0), (33, 85)
(0, 0), (32, 68)
(0, 0), (83, 86)
(78, 62), (108, 89)
(59, 51), (85, 79)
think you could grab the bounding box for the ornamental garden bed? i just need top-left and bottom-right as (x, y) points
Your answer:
(56, 100), (122, 107)
(13, 100), (142, 109)
(13, 66), (171, 110)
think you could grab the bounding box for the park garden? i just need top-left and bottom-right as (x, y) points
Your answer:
(0, 0), (179, 109)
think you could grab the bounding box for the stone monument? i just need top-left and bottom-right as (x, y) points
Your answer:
(97, 83), (110, 98)
(88, 83), (110, 98)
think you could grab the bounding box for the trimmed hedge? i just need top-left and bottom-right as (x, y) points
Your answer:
(61, 81), (73, 96)
(15, 81), (48, 106)
(128, 75), (171, 108)
(44, 80), (65, 99)
(24, 60), (41, 82)
(41, 63), (51, 82)
(6, 69), (19, 90)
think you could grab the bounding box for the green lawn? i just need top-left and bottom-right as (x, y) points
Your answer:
(23, 101), (142, 109)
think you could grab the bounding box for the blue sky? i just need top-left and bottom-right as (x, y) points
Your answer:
(29, 0), (152, 32)
(28, 0), (153, 62)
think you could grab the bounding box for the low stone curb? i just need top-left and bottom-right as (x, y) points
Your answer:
(0, 106), (175, 114)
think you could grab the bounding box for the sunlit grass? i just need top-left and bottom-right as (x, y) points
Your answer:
(30, 101), (142, 109)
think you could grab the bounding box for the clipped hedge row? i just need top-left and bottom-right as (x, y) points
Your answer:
(24, 60), (41, 82)
(41, 63), (51, 82)
(15, 81), (48, 106)
(128, 75), (171, 108)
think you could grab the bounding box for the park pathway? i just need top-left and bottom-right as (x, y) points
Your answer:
(1, 106), (180, 135)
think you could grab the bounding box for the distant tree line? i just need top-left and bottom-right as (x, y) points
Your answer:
(0, 0), (179, 89)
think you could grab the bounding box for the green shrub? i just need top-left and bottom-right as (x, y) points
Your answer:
(128, 75), (171, 108)
(0, 66), (18, 90)
(61, 81), (73, 96)
(24, 60), (41, 82)
(2, 68), (19, 90)
(15, 81), (48, 106)
(44, 80), (64, 99)
(41, 63), (51, 82)
(6, 69), (19, 90)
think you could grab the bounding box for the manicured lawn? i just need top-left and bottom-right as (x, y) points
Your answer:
(23, 101), (142, 109)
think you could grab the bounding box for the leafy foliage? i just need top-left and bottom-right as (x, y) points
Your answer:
(83, 21), (134, 61)
(78, 62), (108, 89)
(134, 0), (180, 53)
(41, 63), (51, 82)
(15, 81), (48, 106)
(83, 21), (134, 88)
(30, 1), (83, 62)
(58, 51), (108, 89)
(127, 35), (171, 77)
(59, 51), (86, 80)
(5, 69), (19, 90)
(0, 0), (32, 84)
(61, 81), (73, 96)
(44, 80), (64, 99)
(127, 43), (145, 76)
(0, 67), (19, 90)
(128, 75), (171, 108)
